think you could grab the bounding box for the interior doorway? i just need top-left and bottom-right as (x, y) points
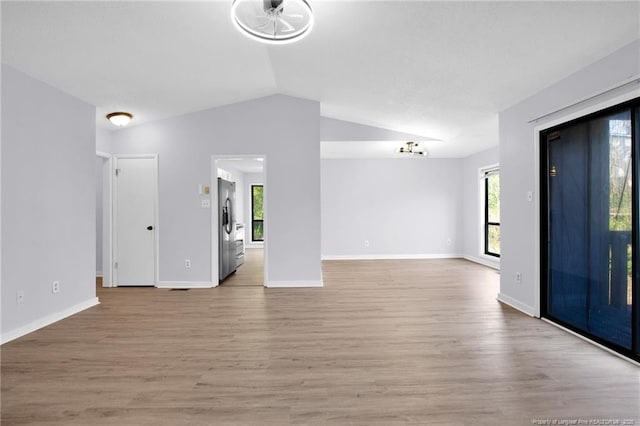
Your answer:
(96, 151), (112, 288)
(211, 155), (266, 287)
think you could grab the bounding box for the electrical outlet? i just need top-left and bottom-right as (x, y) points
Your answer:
(364, 240), (370, 247)
(16, 291), (25, 304)
(447, 238), (452, 246)
(515, 272), (522, 284)
(52, 281), (60, 294)
(185, 259), (191, 269)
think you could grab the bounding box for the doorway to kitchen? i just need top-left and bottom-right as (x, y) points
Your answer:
(211, 155), (266, 287)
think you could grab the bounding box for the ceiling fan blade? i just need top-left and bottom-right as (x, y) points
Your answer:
(277, 17), (295, 32)
(255, 20), (273, 30)
(283, 13), (304, 18)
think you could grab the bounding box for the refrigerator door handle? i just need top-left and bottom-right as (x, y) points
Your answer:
(222, 205), (228, 227)
(225, 198), (233, 234)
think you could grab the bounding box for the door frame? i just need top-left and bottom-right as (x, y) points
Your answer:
(533, 89), (640, 318)
(211, 155), (267, 286)
(96, 151), (113, 287)
(112, 154), (160, 287)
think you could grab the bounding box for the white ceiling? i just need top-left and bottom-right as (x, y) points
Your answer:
(2, 1), (639, 158)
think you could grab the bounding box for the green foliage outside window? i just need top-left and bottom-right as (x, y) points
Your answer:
(252, 185), (264, 241)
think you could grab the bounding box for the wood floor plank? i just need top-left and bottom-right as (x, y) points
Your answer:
(1, 258), (639, 425)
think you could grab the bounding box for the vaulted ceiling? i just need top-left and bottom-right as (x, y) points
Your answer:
(2, 1), (639, 157)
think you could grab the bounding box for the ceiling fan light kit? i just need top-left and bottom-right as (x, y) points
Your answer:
(397, 141), (428, 157)
(231, 0), (314, 44)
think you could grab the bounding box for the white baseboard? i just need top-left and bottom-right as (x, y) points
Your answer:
(1, 297), (100, 345)
(155, 281), (216, 289)
(497, 293), (535, 317)
(322, 254), (462, 261)
(96, 272), (103, 277)
(462, 255), (500, 270)
(265, 280), (323, 288)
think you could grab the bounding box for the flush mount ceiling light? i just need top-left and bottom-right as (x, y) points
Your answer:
(397, 141), (428, 157)
(106, 112), (133, 127)
(231, 0), (314, 45)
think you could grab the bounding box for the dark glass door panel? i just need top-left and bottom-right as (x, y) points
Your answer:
(545, 108), (633, 350)
(635, 106), (640, 356)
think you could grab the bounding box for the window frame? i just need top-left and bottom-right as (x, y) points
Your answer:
(483, 168), (500, 258)
(251, 184), (264, 242)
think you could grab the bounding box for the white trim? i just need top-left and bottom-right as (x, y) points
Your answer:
(462, 255), (500, 270)
(322, 253), (461, 260)
(96, 273), (103, 277)
(532, 87), (640, 318)
(155, 281), (216, 289)
(528, 73), (640, 123)
(533, 123), (542, 317)
(1, 297), (100, 345)
(112, 154), (159, 287)
(541, 318), (640, 367)
(479, 163), (500, 179)
(497, 293), (535, 317)
(262, 160), (268, 287)
(265, 280), (323, 288)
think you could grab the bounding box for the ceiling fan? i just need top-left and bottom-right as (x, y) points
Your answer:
(231, 0), (314, 44)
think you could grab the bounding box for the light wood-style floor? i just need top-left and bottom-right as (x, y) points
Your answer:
(2, 259), (639, 425)
(220, 247), (264, 287)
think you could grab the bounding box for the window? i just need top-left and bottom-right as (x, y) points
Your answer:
(251, 185), (264, 241)
(541, 97), (639, 361)
(484, 169), (500, 257)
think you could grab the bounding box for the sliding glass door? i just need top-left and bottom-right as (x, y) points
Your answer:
(541, 98), (639, 361)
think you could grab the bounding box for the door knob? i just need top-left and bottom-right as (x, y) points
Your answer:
(147, 225), (154, 231)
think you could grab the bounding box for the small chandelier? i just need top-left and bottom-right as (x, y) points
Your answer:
(231, 0), (314, 45)
(397, 141), (428, 157)
(106, 112), (133, 127)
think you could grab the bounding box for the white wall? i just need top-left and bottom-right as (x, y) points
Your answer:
(243, 172), (264, 246)
(320, 117), (429, 141)
(111, 95), (322, 286)
(1, 65), (98, 342)
(96, 127), (113, 153)
(498, 39), (640, 315)
(321, 158), (463, 258)
(95, 128), (112, 278)
(462, 146), (499, 268)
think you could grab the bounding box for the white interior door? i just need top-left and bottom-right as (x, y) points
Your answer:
(114, 156), (157, 286)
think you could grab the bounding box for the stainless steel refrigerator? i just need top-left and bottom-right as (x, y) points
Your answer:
(218, 178), (237, 281)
